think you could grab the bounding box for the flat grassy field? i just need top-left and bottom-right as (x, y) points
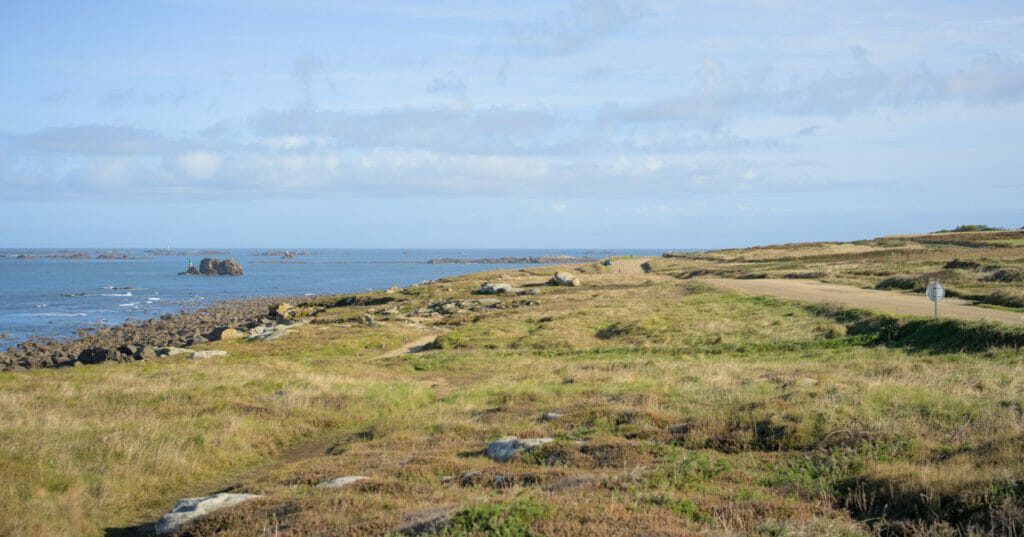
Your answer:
(2, 230), (1023, 536)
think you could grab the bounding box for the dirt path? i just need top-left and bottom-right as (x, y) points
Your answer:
(704, 278), (1024, 325)
(608, 257), (652, 275)
(369, 335), (438, 361)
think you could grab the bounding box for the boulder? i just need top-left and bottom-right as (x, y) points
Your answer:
(486, 436), (554, 462)
(77, 347), (130, 365)
(358, 313), (377, 326)
(136, 346), (158, 361)
(268, 303), (293, 319)
(195, 258), (244, 276)
(549, 271), (580, 286)
(438, 302), (459, 314)
(214, 328), (243, 341)
(480, 283), (513, 294)
(199, 258), (218, 275)
(190, 350), (227, 359)
(158, 347), (193, 357)
(315, 475), (369, 489)
(156, 493), (261, 535)
(216, 258), (244, 276)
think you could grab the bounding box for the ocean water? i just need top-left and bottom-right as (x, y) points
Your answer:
(0, 248), (664, 350)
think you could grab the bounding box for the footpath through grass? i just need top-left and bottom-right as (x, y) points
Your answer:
(1, 254), (1022, 536)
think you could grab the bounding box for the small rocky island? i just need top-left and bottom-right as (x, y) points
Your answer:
(180, 257), (244, 276)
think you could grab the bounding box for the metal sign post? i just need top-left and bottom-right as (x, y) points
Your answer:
(926, 282), (945, 319)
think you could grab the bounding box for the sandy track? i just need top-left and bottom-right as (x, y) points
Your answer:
(370, 335), (438, 360)
(704, 278), (1024, 324)
(608, 258), (652, 275)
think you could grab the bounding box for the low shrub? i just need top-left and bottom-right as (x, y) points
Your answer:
(979, 289), (1024, 309)
(982, 268), (1024, 283)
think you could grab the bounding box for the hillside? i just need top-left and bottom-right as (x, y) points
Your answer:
(2, 230), (1023, 537)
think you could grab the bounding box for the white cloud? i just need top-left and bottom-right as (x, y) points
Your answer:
(177, 152), (221, 179)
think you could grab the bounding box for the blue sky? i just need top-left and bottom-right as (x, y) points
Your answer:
(2, 1), (1022, 248)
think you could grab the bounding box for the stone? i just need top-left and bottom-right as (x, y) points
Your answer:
(136, 346), (158, 360)
(199, 258), (218, 275)
(315, 475), (369, 489)
(358, 313), (376, 326)
(486, 436), (554, 462)
(480, 283), (513, 294)
(156, 493), (261, 535)
(476, 298), (501, 306)
(268, 303), (293, 318)
(215, 328), (243, 341)
(190, 350), (228, 359)
(527, 288), (541, 295)
(246, 324), (297, 341)
(542, 412), (564, 421)
(549, 271), (580, 286)
(77, 347), (130, 365)
(158, 347), (193, 356)
(438, 303), (459, 314)
(195, 257), (244, 276)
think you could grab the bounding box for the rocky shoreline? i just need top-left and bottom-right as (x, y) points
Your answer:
(0, 296), (312, 371)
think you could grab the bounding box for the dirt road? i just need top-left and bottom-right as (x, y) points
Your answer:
(608, 258), (651, 275)
(704, 278), (1024, 324)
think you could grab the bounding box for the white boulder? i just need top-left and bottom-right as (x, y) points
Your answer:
(156, 493), (261, 534)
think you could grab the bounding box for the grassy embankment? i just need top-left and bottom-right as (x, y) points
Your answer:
(0, 230), (1022, 536)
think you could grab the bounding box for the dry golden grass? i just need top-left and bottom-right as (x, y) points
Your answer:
(1, 237), (1022, 536)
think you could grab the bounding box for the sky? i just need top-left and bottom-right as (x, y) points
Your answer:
(1, 0), (1022, 249)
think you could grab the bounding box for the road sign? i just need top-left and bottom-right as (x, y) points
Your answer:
(926, 282), (944, 318)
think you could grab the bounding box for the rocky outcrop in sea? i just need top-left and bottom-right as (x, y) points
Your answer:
(179, 257), (244, 276)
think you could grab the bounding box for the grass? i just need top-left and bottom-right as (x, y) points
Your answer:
(1, 233), (1023, 536)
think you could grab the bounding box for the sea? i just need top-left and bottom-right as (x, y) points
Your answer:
(0, 248), (666, 351)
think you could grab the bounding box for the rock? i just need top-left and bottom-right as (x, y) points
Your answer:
(199, 258), (217, 275)
(542, 412), (564, 421)
(315, 475), (369, 489)
(195, 257), (244, 276)
(476, 298), (501, 306)
(77, 347), (130, 364)
(438, 303), (459, 314)
(190, 350), (227, 359)
(527, 288), (541, 295)
(158, 347), (192, 356)
(156, 493), (261, 535)
(549, 271), (580, 286)
(136, 346), (158, 360)
(214, 328), (243, 341)
(385, 286), (399, 294)
(268, 303), (293, 318)
(358, 313), (377, 326)
(486, 436), (554, 462)
(480, 283), (513, 294)
(246, 324), (297, 342)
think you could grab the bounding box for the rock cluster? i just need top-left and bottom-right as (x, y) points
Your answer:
(200, 258), (244, 276)
(1, 297), (295, 371)
(179, 257), (243, 276)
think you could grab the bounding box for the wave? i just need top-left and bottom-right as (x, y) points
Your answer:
(120, 302), (139, 307)
(24, 312), (87, 317)
(101, 292), (132, 297)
